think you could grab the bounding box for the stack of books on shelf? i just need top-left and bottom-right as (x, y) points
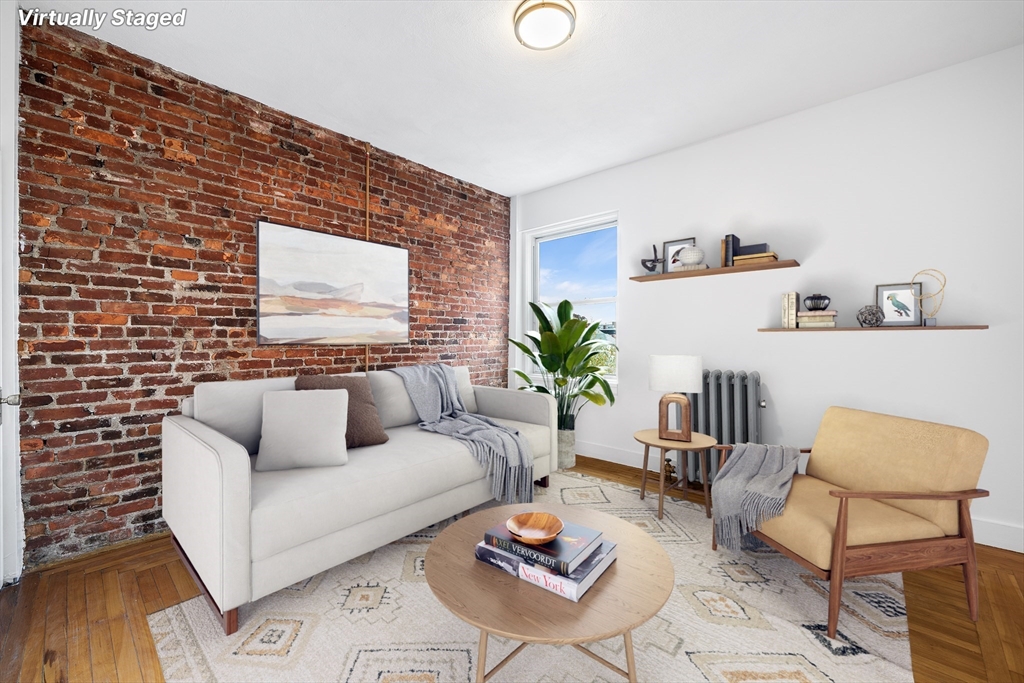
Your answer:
(797, 310), (837, 328)
(475, 519), (617, 602)
(720, 234), (777, 267)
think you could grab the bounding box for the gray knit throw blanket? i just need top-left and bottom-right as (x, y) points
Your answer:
(389, 364), (534, 504)
(712, 443), (799, 551)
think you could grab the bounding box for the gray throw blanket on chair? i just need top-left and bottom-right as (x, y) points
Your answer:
(389, 364), (534, 504)
(712, 443), (799, 551)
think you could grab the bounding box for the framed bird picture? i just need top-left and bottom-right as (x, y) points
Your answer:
(875, 282), (923, 327)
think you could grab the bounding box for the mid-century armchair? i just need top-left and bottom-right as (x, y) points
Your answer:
(712, 406), (989, 638)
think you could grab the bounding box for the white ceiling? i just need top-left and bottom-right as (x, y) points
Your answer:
(30, 1), (1024, 196)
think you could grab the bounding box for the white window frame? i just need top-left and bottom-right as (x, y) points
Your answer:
(513, 210), (619, 387)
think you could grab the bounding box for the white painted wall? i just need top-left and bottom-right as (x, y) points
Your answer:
(512, 45), (1024, 552)
(0, 0), (25, 582)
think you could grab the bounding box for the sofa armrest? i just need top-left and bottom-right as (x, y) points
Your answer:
(162, 415), (252, 612)
(474, 386), (557, 472)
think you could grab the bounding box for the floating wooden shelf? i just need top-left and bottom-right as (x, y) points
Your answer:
(629, 259), (800, 282)
(758, 325), (989, 332)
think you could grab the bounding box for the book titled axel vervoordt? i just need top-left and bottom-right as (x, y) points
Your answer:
(475, 541), (618, 602)
(483, 520), (603, 575)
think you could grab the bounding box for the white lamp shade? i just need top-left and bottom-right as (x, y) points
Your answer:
(649, 355), (703, 393)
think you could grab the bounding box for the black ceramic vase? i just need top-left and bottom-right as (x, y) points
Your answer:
(804, 293), (831, 311)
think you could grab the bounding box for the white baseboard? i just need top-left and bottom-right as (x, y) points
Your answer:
(576, 440), (673, 473)
(577, 444), (1024, 554)
(973, 517), (1024, 553)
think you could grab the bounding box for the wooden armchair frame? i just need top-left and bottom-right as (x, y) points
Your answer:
(711, 445), (989, 638)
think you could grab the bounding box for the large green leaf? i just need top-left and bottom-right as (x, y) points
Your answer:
(556, 300), (573, 327)
(580, 390), (607, 406)
(520, 384), (551, 395)
(591, 374), (616, 406)
(539, 353), (562, 373)
(508, 339), (540, 367)
(523, 331), (544, 351)
(540, 331), (562, 358)
(512, 369), (534, 387)
(529, 302), (555, 334)
(556, 318), (586, 353)
(579, 321), (601, 343)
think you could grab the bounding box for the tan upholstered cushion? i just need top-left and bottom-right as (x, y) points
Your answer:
(806, 407), (988, 536)
(295, 374), (389, 449)
(759, 474), (945, 570)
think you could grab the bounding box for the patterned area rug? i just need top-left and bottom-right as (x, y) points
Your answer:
(149, 471), (913, 682)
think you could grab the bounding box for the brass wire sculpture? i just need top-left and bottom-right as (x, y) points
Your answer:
(911, 268), (946, 319)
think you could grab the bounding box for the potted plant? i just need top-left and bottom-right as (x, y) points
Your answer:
(509, 300), (617, 469)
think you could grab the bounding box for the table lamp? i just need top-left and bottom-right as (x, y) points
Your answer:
(649, 355), (703, 442)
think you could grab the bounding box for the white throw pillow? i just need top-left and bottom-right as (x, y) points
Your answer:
(255, 390), (349, 471)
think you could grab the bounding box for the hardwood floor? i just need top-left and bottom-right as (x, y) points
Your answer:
(0, 531), (198, 682)
(0, 456), (1020, 682)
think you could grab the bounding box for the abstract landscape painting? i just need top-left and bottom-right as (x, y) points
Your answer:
(257, 221), (409, 344)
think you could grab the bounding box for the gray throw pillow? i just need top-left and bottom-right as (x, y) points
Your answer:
(255, 390), (348, 472)
(295, 374), (389, 448)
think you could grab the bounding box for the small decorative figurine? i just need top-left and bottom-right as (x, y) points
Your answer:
(856, 305), (884, 327)
(641, 244), (664, 273)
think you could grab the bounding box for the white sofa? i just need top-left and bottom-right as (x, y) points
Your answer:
(161, 367), (555, 634)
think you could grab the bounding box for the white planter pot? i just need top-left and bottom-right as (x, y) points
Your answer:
(557, 430), (576, 470)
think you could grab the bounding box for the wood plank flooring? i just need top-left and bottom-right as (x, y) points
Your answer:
(0, 456), (1019, 682)
(0, 531), (197, 682)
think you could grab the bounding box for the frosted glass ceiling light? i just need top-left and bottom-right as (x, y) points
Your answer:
(514, 0), (576, 51)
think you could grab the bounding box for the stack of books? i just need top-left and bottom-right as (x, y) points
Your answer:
(720, 235), (775, 267)
(781, 291), (800, 329)
(475, 519), (617, 602)
(797, 310), (837, 328)
(733, 251), (778, 266)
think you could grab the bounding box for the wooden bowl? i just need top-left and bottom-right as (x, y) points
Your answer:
(506, 512), (564, 545)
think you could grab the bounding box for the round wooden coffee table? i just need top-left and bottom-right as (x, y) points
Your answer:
(425, 503), (674, 683)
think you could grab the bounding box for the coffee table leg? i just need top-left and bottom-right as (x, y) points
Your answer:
(640, 445), (649, 500)
(624, 630), (637, 683)
(476, 630), (488, 683)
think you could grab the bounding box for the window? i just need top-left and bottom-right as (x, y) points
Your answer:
(531, 224), (617, 375)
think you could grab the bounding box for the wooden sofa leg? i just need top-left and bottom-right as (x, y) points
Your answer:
(536, 476), (549, 488)
(223, 608), (238, 636)
(171, 533), (241, 636)
(959, 500), (980, 621)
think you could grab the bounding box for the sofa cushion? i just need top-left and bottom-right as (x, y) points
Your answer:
(807, 407), (988, 536)
(367, 366), (477, 428)
(193, 376), (296, 454)
(255, 390), (349, 472)
(366, 371), (420, 429)
(295, 374), (388, 448)
(250, 423), (550, 561)
(758, 474), (945, 570)
(490, 418), (550, 458)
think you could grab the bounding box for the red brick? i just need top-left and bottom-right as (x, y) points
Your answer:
(18, 23), (510, 569)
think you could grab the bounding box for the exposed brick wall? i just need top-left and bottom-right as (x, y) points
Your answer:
(17, 25), (511, 568)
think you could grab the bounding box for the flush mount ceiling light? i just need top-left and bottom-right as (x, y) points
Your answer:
(514, 0), (576, 51)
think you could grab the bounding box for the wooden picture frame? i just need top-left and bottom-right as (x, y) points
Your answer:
(662, 237), (696, 274)
(875, 282), (923, 327)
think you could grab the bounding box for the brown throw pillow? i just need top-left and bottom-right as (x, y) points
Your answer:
(295, 374), (389, 448)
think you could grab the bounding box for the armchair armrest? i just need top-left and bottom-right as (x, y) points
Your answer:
(828, 488), (989, 501)
(474, 386), (557, 473)
(162, 415), (252, 613)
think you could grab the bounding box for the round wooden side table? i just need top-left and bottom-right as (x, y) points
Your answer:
(632, 429), (718, 519)
(425, 503), (674, 683)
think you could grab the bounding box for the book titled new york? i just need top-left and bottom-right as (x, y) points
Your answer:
(484, 520), (603, 575)
(475, 540), (618, 602)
